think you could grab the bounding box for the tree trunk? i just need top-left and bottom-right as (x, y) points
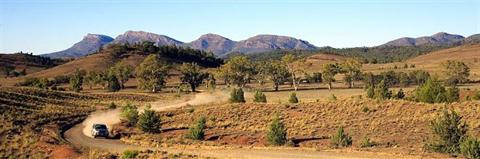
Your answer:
(191, 84), (196, 92)
(292, 73), (298, 92)
(328, 82), (332, 90)
(274, 84), (279, 91)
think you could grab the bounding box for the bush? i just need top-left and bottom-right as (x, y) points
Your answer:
(120, 103), (138, 127)
(426, 109), (468, 153)
(396, 88), (405, 99)
(374, 80), (391, 100)
(472, 91), (480, 100)
(329, 94), (337, 101)
(253, 90), (267, 103)
(331, 127), (352, 148)
(122, 150), (139, 159)
(288, 92), (298, 103)
(266, 115), (287, 146)
(415, 78), (447, 103)
(446, 86), (460, 103)
(186, 116), (206, 140)
(108, 102), (117, 109)
(137, 105), (161, 133)
(366, 86), (374, 98)
(460, 137), (480, 159)
(229, 88), (245, 103)
(360, 137), (376, 148)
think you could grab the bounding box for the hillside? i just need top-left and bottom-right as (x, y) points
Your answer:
(362, 44), (480, 80)
(298, 53), (348, 73)
(382, 32), (465, 47)
(0, 53), (65, 78)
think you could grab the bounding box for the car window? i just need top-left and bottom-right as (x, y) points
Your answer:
(94, 125), (107, 129)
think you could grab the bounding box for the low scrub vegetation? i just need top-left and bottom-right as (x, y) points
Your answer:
(229, 88), (245, 103)
(266, 115), (287, 146)
(186, 116), (207, 140)
(330, 127), (352, 148)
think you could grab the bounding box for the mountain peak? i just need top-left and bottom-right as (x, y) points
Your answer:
(382, 32), (465, 47)
(113, 31), (183, 46)
(41, 33), (114, 59)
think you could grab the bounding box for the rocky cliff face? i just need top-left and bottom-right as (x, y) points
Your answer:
(112, 31), (183, 46)
(231, 34), (317, 53)
(42, 34), (114, 59)
(185, 33), (237, 56)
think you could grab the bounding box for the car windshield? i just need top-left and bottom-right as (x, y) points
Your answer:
(94, 124), (107, 130)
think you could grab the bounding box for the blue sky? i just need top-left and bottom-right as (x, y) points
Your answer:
(0, 0), (479, 54)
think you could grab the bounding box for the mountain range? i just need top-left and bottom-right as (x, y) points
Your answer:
(42, 31), (479, 59)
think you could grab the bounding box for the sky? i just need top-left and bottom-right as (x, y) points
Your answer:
(0, 0), (479, 54)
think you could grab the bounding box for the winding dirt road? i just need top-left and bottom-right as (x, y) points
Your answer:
(64, 91), (407, 159)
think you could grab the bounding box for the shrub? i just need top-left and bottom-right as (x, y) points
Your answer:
(360, 137), (376, 148)
(415, 78), (447, 103)
(446, 86), (460, 103)
(108, 102), (117, 109)
(460, 137), (480, 159)
(229, 88), (245, 103)
(396, 89), (405, 99)
(374, 80), (391, 100)
(186, 116), (206, 140)
(266, 115), (287, 146)
(472, 91), (480, 100)
(253, 90), (267, 103)
(288, 92), (298, 103)
(366, 86), (374, 98)
(122, 150), (139, 159)
(120, 103), (138, 127)
(329, 94), (337, 101)
(137, 105), (161, 133)
(426, 109), (468, 153)
(331, 127), (352, 148)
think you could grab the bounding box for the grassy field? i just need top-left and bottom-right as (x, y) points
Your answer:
(0, 87), (158, 158)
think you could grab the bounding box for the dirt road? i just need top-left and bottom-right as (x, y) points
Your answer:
(64, 91), (410, 159)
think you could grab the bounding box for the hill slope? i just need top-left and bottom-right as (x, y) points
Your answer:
(382, 32), (465, 47)
(42, 34), (114, 59)
(0, 53), (65, 78)
(186, 33), (237, 56)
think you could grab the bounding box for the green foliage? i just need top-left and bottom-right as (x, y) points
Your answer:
(122, 150), (139, 159)
(446, 86), (460, 103)
(322, 63), (342, 90)
(373, 80), (391, 100)
(186, 116), (206, 140)
(460, 137), (480, 159)
(229, 88), (245, 103)
(217, 56), (255, 87)
(179, 62), (208, 92)
(18, 77), (50, 89)
(331, 127), (353, 148)
(262, 60), (290, 91)
(266, 115), (287, 146)
(253, 90), (267, 103)
(415, 78), (448, 103)
(136, 54), (170, 92)
(341, 59), (362, 88)
(396, 88), (405, 99)
(329, 94), (337, 101)
(70, 68), (85, 92)
(366, 86), (374, 99)
(108, 62), (132, 89)
(106, 74), (121, 92)
(442, 60), (470, 85)
(426, 109), (468, 153)
(137, 105), (161, 133)
(288, 92), (299, 103)
(360, 137), (376, 148)
(120, 103), (138, 127)
(108, 102), (117, 109)
(473, 91), (480, 100)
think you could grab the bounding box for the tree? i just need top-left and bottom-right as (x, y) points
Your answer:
(136, 54), (170, 92)
(322, 63), (342, 90)
(179, 62), (207, 92)
(253, 90), (267, 103)
(70, 68), (85, 92)
(106, 74), (121, 92)
(442, 60), (470, 85)
(342, 59), (362, 88)
(109, 62), (133, 89)
(366, 86), (374, 98)
(217, 56), (254, 87)
(396, 88), (405, 99)
(263, 60), (290, 91)
(266, 115), (287, 146)
(186, 116), (206, 140)
(120, 103), (138, 127)
(281, 54), (303, 91)
(460, 137), (480, 159)
(331, 127), (352, 148)
(137, 105), (161, 133)
(427, 109), (468, 153)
